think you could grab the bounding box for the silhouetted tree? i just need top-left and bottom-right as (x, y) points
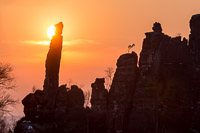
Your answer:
(104, 67), (115, 90)
(0, 63), (17, 132)
(128, 43), (135, 53)
(83, 89), (91, 107)
(66, 78), (73, 88)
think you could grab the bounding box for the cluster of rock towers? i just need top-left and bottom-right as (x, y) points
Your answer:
(15, 14), (200, 133)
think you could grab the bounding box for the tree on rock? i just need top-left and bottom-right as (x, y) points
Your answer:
(128, 43), (135, 53)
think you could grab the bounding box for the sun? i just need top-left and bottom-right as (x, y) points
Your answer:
(47, 25), (55, 39)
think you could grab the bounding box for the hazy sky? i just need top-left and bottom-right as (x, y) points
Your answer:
(1, 0), (200, 116)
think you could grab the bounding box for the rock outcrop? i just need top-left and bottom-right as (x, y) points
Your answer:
(16, 84), (86, 133)
(63, 85), (87, 133)
(67, 85), (84, 109)
(90, 78), (108, 133)
(22, 90), (47, 122)
(107, 52), (138, 133)
(126, 22), (193, 133)
(91, 78), (108, 112)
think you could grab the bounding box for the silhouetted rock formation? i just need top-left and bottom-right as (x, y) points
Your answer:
(152, 22), (162, 33)
(91, 78), (108, 112)
(15, 22), (87, 133)
(90, 78), (108, 133)
(67, 85), (84, 109)
(125, 22), (193, 133)
(62, 85), (87, 133)
(22, 90), (47, 121)
(107, 52), (138, 133)
(189, 14), (200, 132)
(16, 84), (86, 133)
(15, 14), (200, 133)
(43, 22), (63, 109)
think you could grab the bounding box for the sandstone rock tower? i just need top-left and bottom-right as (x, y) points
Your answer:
(43, 22), (63, 108)
(107, 52), (138, 133)
(126, 22), (192, 133)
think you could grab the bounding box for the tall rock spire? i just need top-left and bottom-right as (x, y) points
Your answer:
(43, 22), (63, 108)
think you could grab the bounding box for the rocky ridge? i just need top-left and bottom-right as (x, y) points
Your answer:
(14, 14), (200, 133)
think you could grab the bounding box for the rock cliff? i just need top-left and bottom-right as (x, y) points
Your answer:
(126, 22), (192, 133)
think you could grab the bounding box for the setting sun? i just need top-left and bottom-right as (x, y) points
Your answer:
(47, 25), (55, 39)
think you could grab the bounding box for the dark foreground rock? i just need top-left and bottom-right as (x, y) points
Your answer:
(90, 78), (108, 133)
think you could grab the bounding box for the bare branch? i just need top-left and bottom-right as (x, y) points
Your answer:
(128, 43), (135, 53)
(0, 91), (17, 113)
(0, 63), (15, 90)
(104, 67), (115, 90)
(0, 62), (17, 116)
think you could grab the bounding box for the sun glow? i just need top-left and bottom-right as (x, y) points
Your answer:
(47, 25), (55, 39)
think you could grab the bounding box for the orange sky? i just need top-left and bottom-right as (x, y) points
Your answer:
(1, 0), (200, 117)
